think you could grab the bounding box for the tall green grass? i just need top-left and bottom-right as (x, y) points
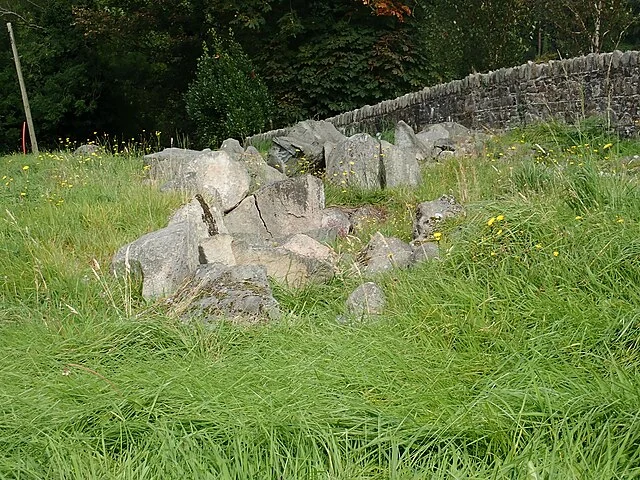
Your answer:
(1, 122), (639, 478)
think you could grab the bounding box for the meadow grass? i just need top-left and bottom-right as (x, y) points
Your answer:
(1, 122), (639, 479)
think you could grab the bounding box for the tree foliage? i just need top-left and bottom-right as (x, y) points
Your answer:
(0, 0), (638, 153)
(185, 30), (273, 147)
(530, 0), (637, 56)
(362, 0), (412, 20)
(1, 1), (102, 152)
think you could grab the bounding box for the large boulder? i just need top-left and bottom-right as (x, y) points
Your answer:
(252, 174), (325, 239)
(149, 150), (250, 212)
(143, 148), (209, 182)
(326, 133), (382, 189)
(189, 151), (251, 212)
(237, 147), (287, 191)
(416, 124), (454, 158)
(380, 140), (421, 188)
(223, 195), (271, 239)
(315, 207), (352, 242)
(168, 263), (281, 325)
(112, 195), (219, 299)
(415, 122), (484, 161)
(219, 138), (245, 159)
(412, 195), (463, 244)
(199, 234), (236, 265)
(168, 193), (227, 236)
(232, 235), (335, 287)
(394, 121), (433, 162)
(112, 223), (202, 299)
(267, 120), (346, 175)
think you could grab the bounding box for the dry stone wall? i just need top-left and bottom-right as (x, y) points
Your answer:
(248, 50), (639, 143)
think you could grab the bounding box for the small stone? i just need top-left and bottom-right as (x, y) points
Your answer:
(74, 144), (101, 155)
(359, 232), (413, 274)
(411, 242), (440, 263)
(346, 282), (386, 317)
(412, 195), (463, 244)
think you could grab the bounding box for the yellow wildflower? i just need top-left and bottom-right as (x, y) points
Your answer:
(22, 165), (29, 171)
(603, 143), (613, 150)
(487, 217), (496, 227)
(433, 232), (442, 241)
(553, 251), (559, 257)
(496, 214), (505, 221)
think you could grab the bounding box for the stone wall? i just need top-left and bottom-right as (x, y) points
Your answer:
(248, 50), (639, 143)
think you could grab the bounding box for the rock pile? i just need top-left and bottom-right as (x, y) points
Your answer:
(112, 120), (471, 324)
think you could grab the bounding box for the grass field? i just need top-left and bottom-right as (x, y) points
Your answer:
(1, 121), (640, 478)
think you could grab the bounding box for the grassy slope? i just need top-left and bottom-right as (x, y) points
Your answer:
(1, 123), (640, 479)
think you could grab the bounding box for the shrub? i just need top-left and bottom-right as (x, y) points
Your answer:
(185, 30), (273, 148)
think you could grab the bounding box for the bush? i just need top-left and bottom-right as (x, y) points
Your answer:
(185, 30), (273, 148)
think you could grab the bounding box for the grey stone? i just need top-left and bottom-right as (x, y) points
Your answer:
(74, 144), (101, 156)
(412, 195), (463, 244)
(220, 138), (245, 159)
(112, 195), (224, 299)
(232, 237), (334, 287)
(321, 208), (352, 239)
(169, 263), (280, 324)
(168, 194), (227, 236)
(158, 170), (199, 193)
(199, 234), (236, 266)
(143, 148), (209, 182)
(416, 124), (451, 147)
(358, 231), (414, 274)
(394, 120), (432, 161)
(267, 120), (346, 175)
(346, 282), (386, 317)
(440, 122), (471, 141)
(415, 123), (477, 160)
(189, 151), (251, 212)
(281, 233), (337, 264)
(253, 175), (325, 239)
(304, 207), (352, 243)
(112, 221), (204, 299)
(237, 149), (287, 191)
(380, 140), (421, 188)
(411, 242), (440, 263)
(326, 133), (382, 189)
(223, 195), (270, 239)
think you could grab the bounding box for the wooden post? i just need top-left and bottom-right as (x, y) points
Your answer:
(7, 22), (38, 155)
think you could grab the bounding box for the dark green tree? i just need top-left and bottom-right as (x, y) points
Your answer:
(1, 1), (102, 152)
(241, 0), (452, 125)
(528, 0), (638, 57)
(185, 30), (273, 148)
